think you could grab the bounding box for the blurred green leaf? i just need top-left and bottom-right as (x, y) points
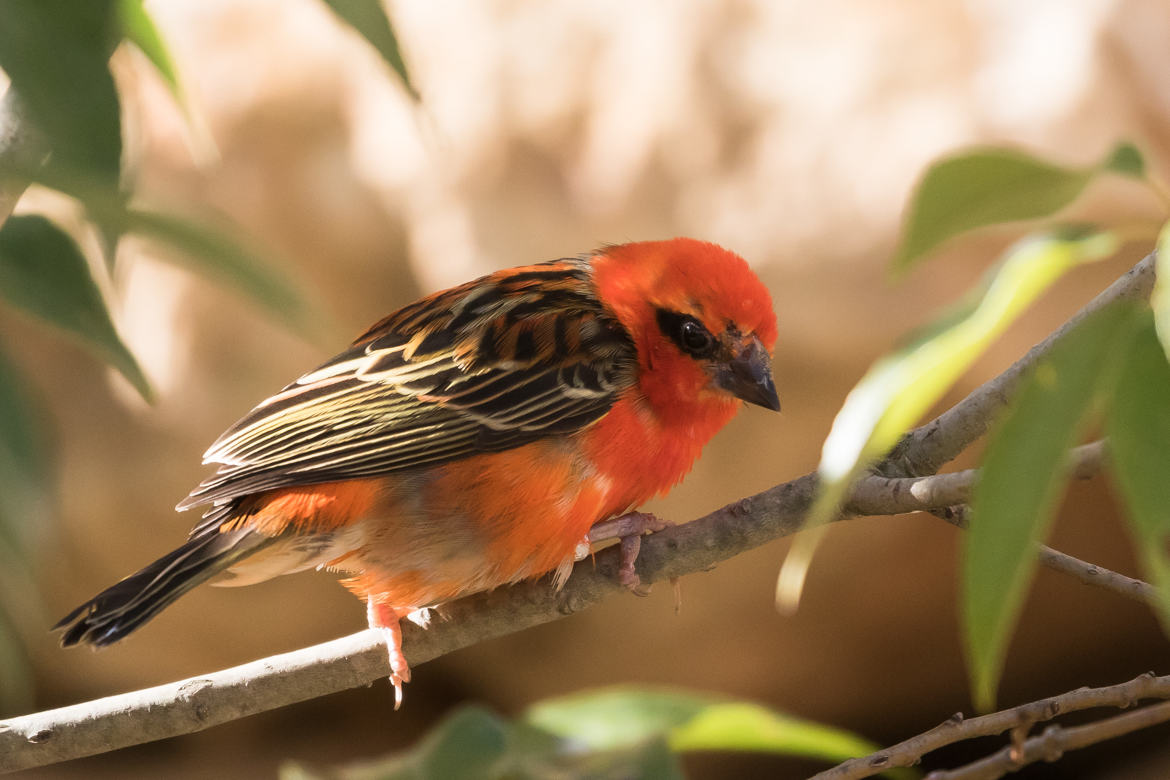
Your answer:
(526, 687), (707, 751)
(893, 146), (1134, 273)
(118, 0), (181, 101)
(0, 215), (151, 399)
(282, 707), (512, 780)
(1153, 221), (1170, 362)
(671, 702), (883, 765)
(116, 0), (218, 168)
(14, 168), (313, 335)
(526, 687), (904, 775)
(964, 301), (1138, 712)
(780, 228), (1119, 610)
(0, 345), (50, 554)
(0, 349), (48, 715)
(120, 208), (313, 334)
(288, 692), (897, 780)
(1103, 141), (1147, 179)
(0, 0), (122, 186)
(1107, 315), (1170, 632)
(0, 606), (33, 716)
(322, 0), (418, 100)
(415, 707), (508, 780)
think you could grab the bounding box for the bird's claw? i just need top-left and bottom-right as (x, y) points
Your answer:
(618, 534), (652, 595)
(368, 598), (414, 710)
(588, 511), (668, 594)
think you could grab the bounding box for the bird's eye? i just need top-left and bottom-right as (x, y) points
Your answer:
(679, 319), (715, 355)
(656, 309), (717, 357)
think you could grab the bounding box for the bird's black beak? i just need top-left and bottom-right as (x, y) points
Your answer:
(717, 338), (780, 411)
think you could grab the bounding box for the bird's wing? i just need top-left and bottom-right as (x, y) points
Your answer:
(177, 258), (637, 515)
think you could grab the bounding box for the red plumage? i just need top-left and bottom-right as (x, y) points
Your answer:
(56, 237), (779, 705)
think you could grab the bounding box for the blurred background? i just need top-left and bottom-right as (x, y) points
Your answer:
(7, 0), (1170, 776)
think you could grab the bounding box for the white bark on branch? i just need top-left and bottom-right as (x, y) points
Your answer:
(0, 252), (1157, 772)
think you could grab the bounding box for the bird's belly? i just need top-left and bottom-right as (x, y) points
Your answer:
(335, 440), (614, 608)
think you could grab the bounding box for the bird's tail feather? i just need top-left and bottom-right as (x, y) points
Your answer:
(55, 527), (272, 647)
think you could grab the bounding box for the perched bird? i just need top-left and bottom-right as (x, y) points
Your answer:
(56, 237), (779, 704)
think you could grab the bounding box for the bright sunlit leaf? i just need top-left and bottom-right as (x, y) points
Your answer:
(670, 702), (886, 766)
(117, 0), (218, 167)
(321, 0), (418, 100)
(525, 688), (707, 751)
(779, 228), (1120, 612)
(0, 215), (151, 400)
(0, 0), (122, 187)
(1152, 221), (1170, 362)
(964, 301), (1139, 713)
(1107, 315), (1170, 633)
(524, 687), (905, 776)
(893, 144), (1137, 273)
(118, 0), (181, 99)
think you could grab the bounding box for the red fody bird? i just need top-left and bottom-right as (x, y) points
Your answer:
(56, 238), (779, 704)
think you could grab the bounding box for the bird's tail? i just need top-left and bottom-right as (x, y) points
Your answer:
(55, 526), (272, 648)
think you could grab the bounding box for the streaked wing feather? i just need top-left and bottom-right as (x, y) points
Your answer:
(179, 257), (636, 513)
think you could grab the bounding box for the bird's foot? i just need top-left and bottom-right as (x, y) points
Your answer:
(367, 598), (413, 709)
(587, 511), (668, 596)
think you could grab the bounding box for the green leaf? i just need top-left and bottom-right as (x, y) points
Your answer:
(321, 0), (418, 100)
(0, 606), (33, 716)
(964, 301), (1139, 712)
(524, 687), (898, 774)
(1107, 315), (1170, 632)
(286, 693), (898, 780)
(0, 215), (151, 400)
(1102, 141), (1147, 179)
(894, 148), (1118, 273)
(780, 228), (1120, 610)
(120, 208), (312, 335)
(282, 707), (510, 780)
(670, 702), (885, 765)
(0, 346), (50, 554)
(525, 688), (707, 751)
(415, 707), (509, 780)
(116, 0), (217, 167)
(17, 170), (314, 336)
(1153, 221), (1170, 362)
(117, 0), (181, 101)
(0, 0), (122, 186)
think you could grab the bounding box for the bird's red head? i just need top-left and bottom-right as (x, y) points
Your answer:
(590, 238), (779, 423)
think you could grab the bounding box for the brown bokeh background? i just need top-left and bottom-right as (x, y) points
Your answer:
(8, 1), (1170, 777)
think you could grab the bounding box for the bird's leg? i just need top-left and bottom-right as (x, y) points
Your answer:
(587, 511), (668, 596)
(366, 597), (412, 709)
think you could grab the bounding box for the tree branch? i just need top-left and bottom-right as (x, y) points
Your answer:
(885, 253), (1156, 478)
(928, 700), (1170, 780)
(0, 253), (1157, 772)
(848, 440), (1105, 516)
(814, 671), (1170, 780)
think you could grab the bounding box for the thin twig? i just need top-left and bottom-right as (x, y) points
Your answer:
(927, 700), (1170, 780)
(1036, 545), (1158, 604)
(813, 672), (1170, 780)
(849, 441), (1105, 516)
(886, 254), (1156, 478)
(0, 254), (1156, 771)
